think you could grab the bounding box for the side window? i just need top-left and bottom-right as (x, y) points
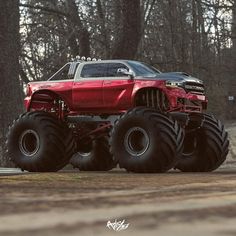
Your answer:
(107, 63), (129, 77)
(49, 64), (70, 81)
(81, 63), (107, 78)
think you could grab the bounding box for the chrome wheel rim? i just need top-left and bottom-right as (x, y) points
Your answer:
(78, 141), (93, 157)
(182, 136), (198, 157)
(78, 151), (91, 157)
(124, 127), (150, 156)
(19, 130), (40, 157)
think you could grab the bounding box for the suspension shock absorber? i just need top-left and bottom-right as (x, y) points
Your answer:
(58, 100), (66, 120)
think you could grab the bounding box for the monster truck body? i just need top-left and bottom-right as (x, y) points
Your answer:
(6, 59), (229, 173)
(24, 60), (207, 116)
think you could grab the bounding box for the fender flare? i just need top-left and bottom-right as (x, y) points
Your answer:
(28, 89), (70, 111)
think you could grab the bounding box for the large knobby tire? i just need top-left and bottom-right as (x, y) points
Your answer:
(110, 107), (184, 173)
(175, 114), (229, 172)
(6, 111), (75, 172)
(70, 136), (116, 171)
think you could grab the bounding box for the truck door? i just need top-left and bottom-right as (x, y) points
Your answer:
(102, 63), (135, 110)
(72, 63), (107, 109)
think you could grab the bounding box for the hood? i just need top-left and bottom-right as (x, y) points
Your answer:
(154, 72), (203, 84)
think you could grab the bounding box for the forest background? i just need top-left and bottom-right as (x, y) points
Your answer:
(0, 0), (236, 165)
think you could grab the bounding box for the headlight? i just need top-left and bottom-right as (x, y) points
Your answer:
(165, 81), (183, 88)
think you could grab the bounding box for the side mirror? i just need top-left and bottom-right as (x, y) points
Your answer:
(117, 68), (134, 78)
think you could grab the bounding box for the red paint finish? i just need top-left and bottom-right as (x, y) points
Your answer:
(72, 80), (103, 109)
(102, 78), (135, 110)
(24, 78), (207, 115)
(25, 80), (73, 111)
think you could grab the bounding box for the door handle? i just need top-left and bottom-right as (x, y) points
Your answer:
(104, 81), (112, 85)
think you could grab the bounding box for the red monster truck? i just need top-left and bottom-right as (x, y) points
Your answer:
(6, 59), (229, 172)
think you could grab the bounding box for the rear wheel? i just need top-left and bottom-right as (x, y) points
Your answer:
(6, 111), (75, 172)
(70, 136), (116, 171)
(111, 107), (184, 173)
(175, 114), (229, 172)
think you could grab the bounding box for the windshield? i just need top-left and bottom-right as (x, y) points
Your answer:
(127, 61), (161, 77)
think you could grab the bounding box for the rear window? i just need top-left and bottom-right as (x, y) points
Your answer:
(48, 64), (70, 81)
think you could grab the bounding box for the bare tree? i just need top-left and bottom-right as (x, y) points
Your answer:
(112, 0), (142, 59)
(66, 0), (90, 58)
(15, 0), (236, 120)
(0, 0), (23, 165)
(232, 0), (236, 58)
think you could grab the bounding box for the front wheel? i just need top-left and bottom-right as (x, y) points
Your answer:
(175, 114), (229, 172)
(111, 108), (184, 173)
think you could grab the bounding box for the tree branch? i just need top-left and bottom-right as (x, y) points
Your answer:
(19, 3), (68, 17)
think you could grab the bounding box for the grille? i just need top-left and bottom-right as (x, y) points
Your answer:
(135, 89), (169, 111)
(184, 82), (205, 94)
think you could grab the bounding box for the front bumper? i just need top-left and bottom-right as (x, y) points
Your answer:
(165, 87), (207, 113)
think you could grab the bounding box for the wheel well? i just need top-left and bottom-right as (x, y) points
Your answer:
(31, 90), (59, 101)
(134, 88), (170, 111)
(29, 90), (68, 112)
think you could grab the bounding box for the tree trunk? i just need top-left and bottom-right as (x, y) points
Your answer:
(112, 0), (141, 59)
(0, 0), (23, 166)
(66, 0), (90, 58)
(96, 0), (110, 59)
(232, 0), (236, 60)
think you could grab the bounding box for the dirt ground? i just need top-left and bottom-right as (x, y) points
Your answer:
(0, 166), (236, 236)
(0, 124), (236, 236)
